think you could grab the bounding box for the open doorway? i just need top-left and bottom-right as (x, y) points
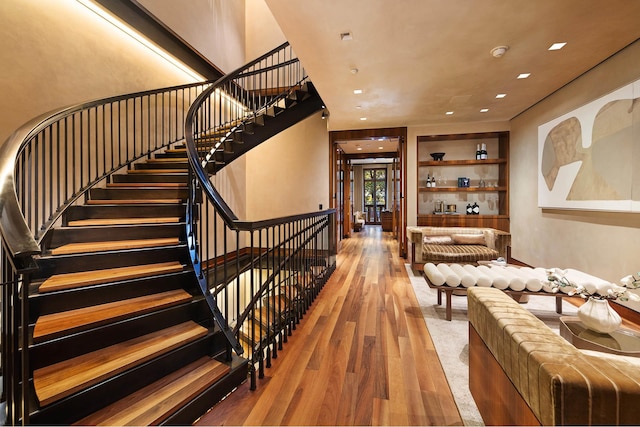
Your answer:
(329, 127), (408, 257)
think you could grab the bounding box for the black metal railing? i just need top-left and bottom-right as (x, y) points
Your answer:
(0, 81), (211, 424)
(185, 42), (336, 387)
(0, 41), (335, 425)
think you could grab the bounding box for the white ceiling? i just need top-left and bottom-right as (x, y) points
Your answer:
(265, 0), (640, 132)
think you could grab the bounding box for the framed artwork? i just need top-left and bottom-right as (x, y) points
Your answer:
(538, 78), (640, 211)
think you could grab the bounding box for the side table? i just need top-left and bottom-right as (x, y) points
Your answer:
(559, 316), (640, 357)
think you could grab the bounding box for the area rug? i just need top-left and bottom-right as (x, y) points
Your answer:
(405, 264), (578, 426)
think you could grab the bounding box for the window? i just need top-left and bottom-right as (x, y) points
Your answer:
(363, 168), (386, 223)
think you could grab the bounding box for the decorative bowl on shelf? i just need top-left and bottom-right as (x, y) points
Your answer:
(430, 152), (445, 161)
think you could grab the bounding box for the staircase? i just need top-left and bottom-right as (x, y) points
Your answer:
(0, 41), (335, 425)
(27, 148), (248, 425)
(197, 82), (323, 175)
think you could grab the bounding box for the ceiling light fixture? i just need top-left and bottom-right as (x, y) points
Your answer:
(496, 93), (506, 99)
(445, 111), (454, 115)
(480, 108), (489, 113)
(360, 117), (367, 121)
(379, 146), (384, 150)
(340, 31), (353, 41)
(353, 89), (363, 94)
(490, 45), (509, 58)
(517, 73), (531, 79)
(549, 42), (567, 51)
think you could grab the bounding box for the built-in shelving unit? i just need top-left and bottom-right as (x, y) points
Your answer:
(417, 132), (509, 231)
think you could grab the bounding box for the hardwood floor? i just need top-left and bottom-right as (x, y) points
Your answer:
(196, 226), (463, 426)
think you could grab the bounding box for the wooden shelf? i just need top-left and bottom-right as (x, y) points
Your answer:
(416, 131), (510, 232)
(418, 158), (507, 167)
(418, 214), (509, 219)
(417, 214), (510, 230)
(419, 186), (506, 193)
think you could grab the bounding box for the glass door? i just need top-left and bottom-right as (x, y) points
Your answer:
(363, 168), (387, 224)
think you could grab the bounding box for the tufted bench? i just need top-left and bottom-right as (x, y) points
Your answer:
(468, 287), (640, 425)
(420, 263), (612, 320)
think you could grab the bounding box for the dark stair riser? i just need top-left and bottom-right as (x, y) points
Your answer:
(134, 162), (189, 170)
(111, 173), (189, 184)
(29, 270), (198, 319)
(28, 332), (227, 425)
(33, 245), (191, 279)
(154, 151), (188, 159)
(89, 187), (188, 200)
(29, 299), (214, 369)
(42, 223), (185, 249)
(63, 203), (186, 222)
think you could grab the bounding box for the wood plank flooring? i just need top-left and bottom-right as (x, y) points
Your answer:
(196, 226), (463, 426)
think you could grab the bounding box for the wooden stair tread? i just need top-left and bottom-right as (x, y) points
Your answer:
(74, 357), (229, 426)
(66, 217), (181, 227)
(106, 183), (187, 188)
(33, 289), (192, 342)
(145, 158), (188, 163)
(125, 169), (187, 174)
(39, 261), (184, 293)
(33, 321), (208, 407)
(50, 237), (180, 255)
(86, 199), (183, 205)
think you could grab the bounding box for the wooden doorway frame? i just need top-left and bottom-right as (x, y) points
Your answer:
(329, 127), (408, 257)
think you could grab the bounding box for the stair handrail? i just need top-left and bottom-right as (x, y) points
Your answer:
(184, 41), (309, 228)
(0, 81), (213, 424)
(0, 81), (212, 263)
(183, 43), (338, 383)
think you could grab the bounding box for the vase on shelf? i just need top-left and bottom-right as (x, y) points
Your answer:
(577, 297), (621, 334)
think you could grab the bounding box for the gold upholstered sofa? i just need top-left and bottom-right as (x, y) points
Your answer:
(406, 226), (510, 269)
(468, 287), (640, 426)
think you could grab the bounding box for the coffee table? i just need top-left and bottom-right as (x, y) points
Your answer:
(559, 316), (640, 357)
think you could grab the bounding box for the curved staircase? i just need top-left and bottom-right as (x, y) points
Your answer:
(1, 41), (333, 425)
(27, 147), (247, 425)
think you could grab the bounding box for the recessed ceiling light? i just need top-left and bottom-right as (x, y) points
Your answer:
(379, 146), (384, 149)
(357, 147), (363, 150)
(340, 32), (353, 41)
(360, 117), (367, 121)
(517, 73), (531, 79)
(548, 42), (567, 51)
(496, 93), (506, 99)
(355, 105), (362, 109)
(445, 111), (454, 115)
(480, 108), (489, 113)
(353, 89), (363, 94)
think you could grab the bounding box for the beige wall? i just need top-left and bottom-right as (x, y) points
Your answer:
(137, 0), (247, 73)
(245, 0), (287, 61)
(246, 111), (329, 220)
(510, 40), (640, 292)
(0, 0), (201, 146)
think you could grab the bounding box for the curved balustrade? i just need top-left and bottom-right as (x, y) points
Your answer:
(0, 81), (211, 424)
(0, 43), (335, 425)
(184, 42), (336, 388)
(0, 82), (211, 259)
